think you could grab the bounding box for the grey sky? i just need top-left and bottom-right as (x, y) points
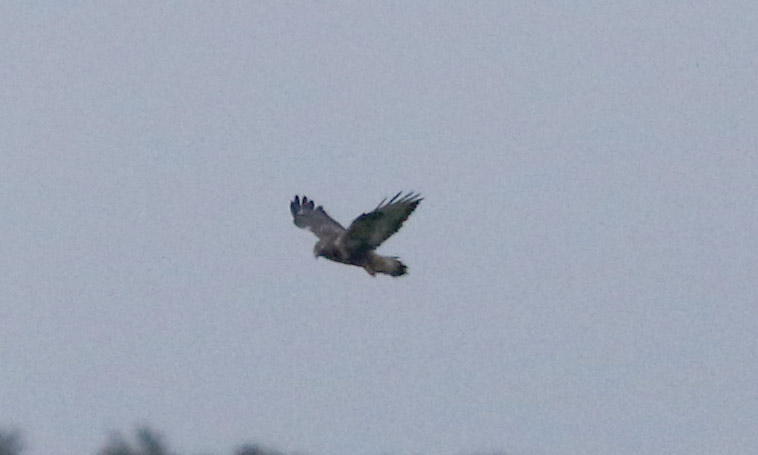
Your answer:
(2, 2), (757, 455)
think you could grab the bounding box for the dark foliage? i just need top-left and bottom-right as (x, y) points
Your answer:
(99, 427), (175, 455)
(3, 425), (506, 455)
(234, 444), (286, 455)
(0, 429), (23, 455)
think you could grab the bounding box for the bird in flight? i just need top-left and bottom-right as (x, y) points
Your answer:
(290, 192), (423, 277)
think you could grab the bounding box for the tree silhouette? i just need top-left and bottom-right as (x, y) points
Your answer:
(234, 443), (286, 455)
(98, 427), (175, 455)
(3, 424), (509, 455)
(0, 429), (23, 455)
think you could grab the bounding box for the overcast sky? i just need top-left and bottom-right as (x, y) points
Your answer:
(2, 2), (757, 455)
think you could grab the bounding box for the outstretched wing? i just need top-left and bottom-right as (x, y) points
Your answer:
(290, 195), (346, 240)
(344, 192), (422, 252)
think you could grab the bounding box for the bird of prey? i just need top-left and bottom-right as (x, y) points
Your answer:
(290, 192), (423, 277)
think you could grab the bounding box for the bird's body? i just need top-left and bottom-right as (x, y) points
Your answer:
(290, 192), (422, 277)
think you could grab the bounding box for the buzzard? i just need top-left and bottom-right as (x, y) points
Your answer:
(290, 192), (423, 277)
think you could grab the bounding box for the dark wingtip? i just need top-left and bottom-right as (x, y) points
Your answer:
(291, 195), (320, 219)
(403, 191), (423, 202)
(291, 195), (313, 217)
(377, 191), (423, 209)
(290, 196), (300, 216)
(391, 263), (408, 277)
